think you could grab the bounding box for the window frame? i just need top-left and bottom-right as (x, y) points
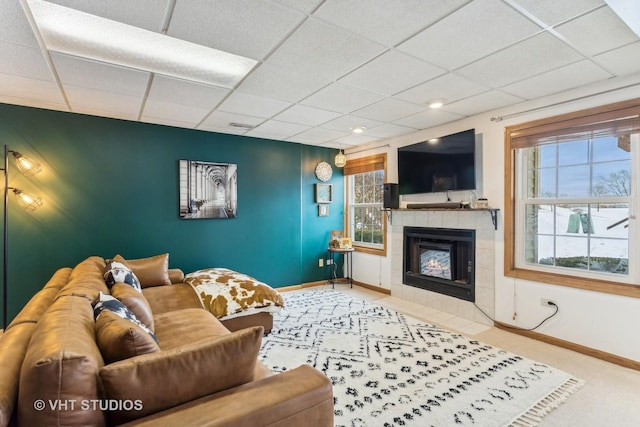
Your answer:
(344, 154), (387, 256)
(504, 98), (640, 298)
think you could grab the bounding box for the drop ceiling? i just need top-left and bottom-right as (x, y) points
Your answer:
(1, 0), (639, 149)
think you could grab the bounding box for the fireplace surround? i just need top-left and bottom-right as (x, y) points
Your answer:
(403, 227), (475, 302)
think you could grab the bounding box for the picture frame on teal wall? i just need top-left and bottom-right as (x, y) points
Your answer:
(179, 160), (238, 219)
(315, 183), (332, 203)
(318, 204), (329, 217)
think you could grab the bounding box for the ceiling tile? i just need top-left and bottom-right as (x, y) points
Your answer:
(44, 0), (171, 32)
(456, 32), (583, 87)
(394, 109), (465, 129)
(1, 0), (40, 47)
(266, 18), (386, 81)
(168, 0), (304, 59)
(593, 41), (640, 76)
(555, 6), (639, 56)
(510, 0), (605, 27)
(501, 60), (612, 99)
(320, 115), (383, 133)
(442, 90), (525, 116)
(397, 0), (542, 70)
(333, 134), (381, 146)
(292, 127), (348, 144)
(217, 91), (291, 118)
(148, 75), (230, 109)
(363, 123), (417, 139)
(239, 63), (328, 103)
(197, 124), (249, 135)
(200, 110), (265, 129)
(64, 85), (143, 116)
(246, 120), (310, 139)
(395, 73), (489, 105)
(142, 99), (210, 126)
(352, 98), (426, 122)
(0, 41), (53, 80)
(313, 0), (470, 47)
(339, 50), (445, 96)
(271, 0), (323, 13)
(301, 83), (383, 114)
(0, 73), (65, 105)
(51, 53), (150, 97)
(0, 94), (68, 112)
(273, 105), (341, 127)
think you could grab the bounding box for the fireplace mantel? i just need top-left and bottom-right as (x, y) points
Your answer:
(384, 208), (499, 230)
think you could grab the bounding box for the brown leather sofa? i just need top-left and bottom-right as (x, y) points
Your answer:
(0, 255), (333, 427)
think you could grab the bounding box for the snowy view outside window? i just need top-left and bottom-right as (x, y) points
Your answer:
(350, 170), (384, 248)
(520, 136), (631, 275)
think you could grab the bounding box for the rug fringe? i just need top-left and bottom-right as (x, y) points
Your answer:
(509, 377), (585, 427)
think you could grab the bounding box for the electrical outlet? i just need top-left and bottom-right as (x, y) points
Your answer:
(318, 258), (323, 268)
(327, 259), (333, 265)
(540, 298), (556, 307)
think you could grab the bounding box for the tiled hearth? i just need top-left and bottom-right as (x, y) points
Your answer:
(390, 209), (496, 326)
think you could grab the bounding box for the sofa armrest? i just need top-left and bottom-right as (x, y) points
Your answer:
(168, 268), (184, 284)
(119, 364), (334, 427)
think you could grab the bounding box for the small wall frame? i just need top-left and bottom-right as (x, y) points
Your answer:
(315, 183), (332, 203)
(318, 204), (329, 217)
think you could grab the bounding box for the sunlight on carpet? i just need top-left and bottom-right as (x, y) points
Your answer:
(259, 289), (584, 427)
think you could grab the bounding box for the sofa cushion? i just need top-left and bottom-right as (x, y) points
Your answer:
(99, 326), (264, 425)
(94, 292), (157, 344)
(153, 308), (229, 350)
(114, 253), (171, 288)
(95, 310), (160, 364)
(104, 260), (142, 292)
(111, 283), (155, 332)
(18, 295), (106, 427)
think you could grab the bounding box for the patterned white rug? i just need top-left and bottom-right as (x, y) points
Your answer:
(259, 289), (584, 427)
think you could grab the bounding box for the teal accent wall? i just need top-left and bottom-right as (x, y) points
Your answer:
(0, 103), (344, 323)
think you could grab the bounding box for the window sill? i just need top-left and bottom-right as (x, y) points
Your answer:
(505, 267), (640, 298)
(354, 245), (386, 257)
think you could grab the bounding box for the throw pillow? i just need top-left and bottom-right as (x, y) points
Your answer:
(95, 310), (160, 364)
(114, 253), (171, 288)
(103, 260), (142, 292)
(111, 283), (155, 333)
(94, 292), (158, 344)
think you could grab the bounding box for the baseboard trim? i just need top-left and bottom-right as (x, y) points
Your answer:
(352, 281), (391, 295)
(495, 321), (640, 371)
(278, 281), (327, 292)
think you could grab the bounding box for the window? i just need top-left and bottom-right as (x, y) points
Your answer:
(505, 98), (640, 297)
(344, 154), (387, 256)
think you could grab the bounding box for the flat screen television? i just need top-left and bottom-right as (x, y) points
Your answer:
(398, 129), (476, 195)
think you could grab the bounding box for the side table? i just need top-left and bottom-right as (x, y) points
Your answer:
(327, 247), (354, 288)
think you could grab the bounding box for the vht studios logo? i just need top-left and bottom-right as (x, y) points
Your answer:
(33, 399), (143, 411)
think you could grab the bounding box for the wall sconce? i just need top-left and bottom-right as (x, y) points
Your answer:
(2, 145), (43, 329)
(335, 149), (347, 168)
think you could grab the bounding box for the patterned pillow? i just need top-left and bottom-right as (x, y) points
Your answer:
(94, 292), (158, 344)
(104, 260), (142, 292)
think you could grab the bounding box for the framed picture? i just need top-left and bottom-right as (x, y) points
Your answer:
(318, 204), (329, 217)
(340, 237), (353, 249)
(315, 183), (332, 203)
(330, 230), (343, 242)
(178, 160), (238, 219)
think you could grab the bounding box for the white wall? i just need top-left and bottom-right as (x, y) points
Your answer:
(348, 73), (640, 362)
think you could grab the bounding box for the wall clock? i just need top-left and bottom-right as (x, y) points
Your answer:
(314, 161), (333, 182)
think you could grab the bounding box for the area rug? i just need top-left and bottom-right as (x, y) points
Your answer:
(259, 289), (584, 427)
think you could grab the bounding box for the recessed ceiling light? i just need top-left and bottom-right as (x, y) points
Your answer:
(351, 126), (366, 134)
(427, 138), (440, 144)
(24, 0), (258, 88)
(427, 99), (445, 109)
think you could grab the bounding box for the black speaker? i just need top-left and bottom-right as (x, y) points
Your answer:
(383, 183), (399, 209)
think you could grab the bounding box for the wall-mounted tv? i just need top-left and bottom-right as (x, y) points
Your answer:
(398, 129), (476, 195)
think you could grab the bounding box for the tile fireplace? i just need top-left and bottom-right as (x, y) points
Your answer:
(403, 227), (475, 302)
